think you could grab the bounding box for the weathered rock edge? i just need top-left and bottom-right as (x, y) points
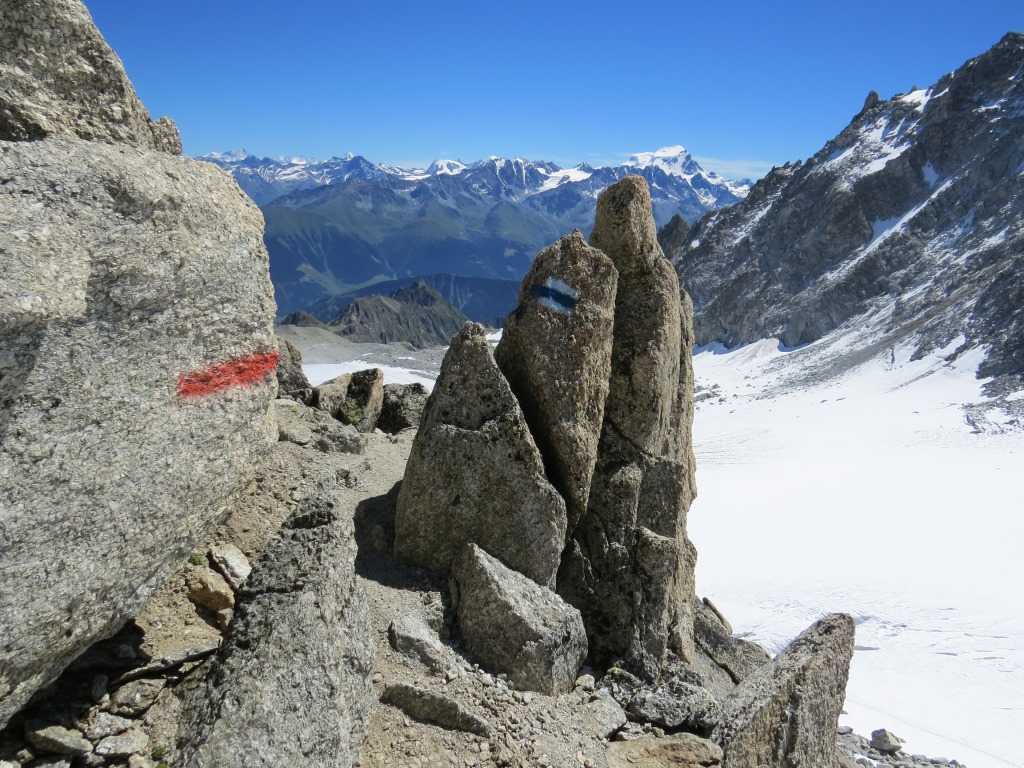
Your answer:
(713, 613), (855, 768)
(176, 496), (374, 768)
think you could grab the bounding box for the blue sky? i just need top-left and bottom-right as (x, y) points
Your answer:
(83, 0), (1021, 178)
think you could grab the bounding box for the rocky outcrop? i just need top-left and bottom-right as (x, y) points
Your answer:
(0, 0), (276, 727)
(274, 335), (312, 401)
(693, 598), (771, 684)
(176, 496), (374, 768)
(0, 0), (180, 152)
(657, 213), (690, 258)
(274, 398), (366, 454)
(394, 323), (567, 587)
(329, 281), (470, 349)
(673, 33), (1024, 395)
(713, 614), (855, 768)
(558, 175), (698, 678)
(495, 230), (618, 530)
(449, 544), (587, 696)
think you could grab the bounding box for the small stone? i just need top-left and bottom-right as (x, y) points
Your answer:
(381, 684), (492, 738)
(91, 674), (109, 703)
(185, 566), (235, 611)
(871, 729), (903, 754)
(278, 420), (313, 445)
(606, 733), (723, 767)
(82, 711), (133, 740)
(24, 723), (92, 756)
(208, 543), (252, 591)
(108, 678), (165, 716)
(575, 674), (596, 691)
(114, 644), (138, 660)
(389, 616), (448, 671)
(838, 725), (854, 735)
(586, 690), (627, 740)
(95, 728), (149, 757)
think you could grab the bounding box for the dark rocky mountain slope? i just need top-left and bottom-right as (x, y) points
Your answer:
(325, 281), (470, 348)
(672, 32), (1024, 393)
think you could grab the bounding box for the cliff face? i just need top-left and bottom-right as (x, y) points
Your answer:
(0, 0), (277, 726)
(673, 33), (1024, 392)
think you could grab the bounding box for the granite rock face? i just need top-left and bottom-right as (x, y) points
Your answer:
(176, 496), (374, 768)
(0, 0), (181, 152)
(394, 323), (567, 587)
(713, 613), (855, 768)
(449, 543), (587, 696)
(559, 175), (698, 678)
(0, 0), (276, 728)
(495, 230), (618, 530)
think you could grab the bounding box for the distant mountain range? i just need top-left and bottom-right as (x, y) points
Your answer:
(670, 32), (1024, 397)
(202, 147), (751, 317)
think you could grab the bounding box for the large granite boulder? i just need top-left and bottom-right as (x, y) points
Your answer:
(450, 543), (587, 696)
(312, 368), (384, 432)
(495, 229), (618, 531)
(177, 496), (374, 768)
(713, 614), (855, 768)
(558, 175), (697, 678)
(0, 0), (276, 728)
(394, 323), (567, 587)
(377, 382), (429, 434)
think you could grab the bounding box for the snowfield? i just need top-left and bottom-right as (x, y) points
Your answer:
(689, 337), (1023, 767)
(301, 327), (1022, 767)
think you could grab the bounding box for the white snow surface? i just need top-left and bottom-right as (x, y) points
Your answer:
(690, 337), (1023, 767)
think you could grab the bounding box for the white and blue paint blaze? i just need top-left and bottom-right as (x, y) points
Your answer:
(531, 277), (580, 315)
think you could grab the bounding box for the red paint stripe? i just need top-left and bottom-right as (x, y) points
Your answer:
(177, 350), (279, 398)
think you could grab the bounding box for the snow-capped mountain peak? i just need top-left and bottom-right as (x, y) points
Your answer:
(426, 159), (468, 176)
(623, 145), (701, 177)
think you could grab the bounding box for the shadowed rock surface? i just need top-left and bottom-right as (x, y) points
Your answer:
(394, 323), (567, 587)
(0, 0), (275, 728)
(377, 382), (429, 434)
(176, 496), (374, 768)
(275, 335), (312, 401)
(495, 229), (618, 530)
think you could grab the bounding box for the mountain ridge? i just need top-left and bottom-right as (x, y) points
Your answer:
(670, 31), (1024, 397)
(205, 146), (751, 317)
